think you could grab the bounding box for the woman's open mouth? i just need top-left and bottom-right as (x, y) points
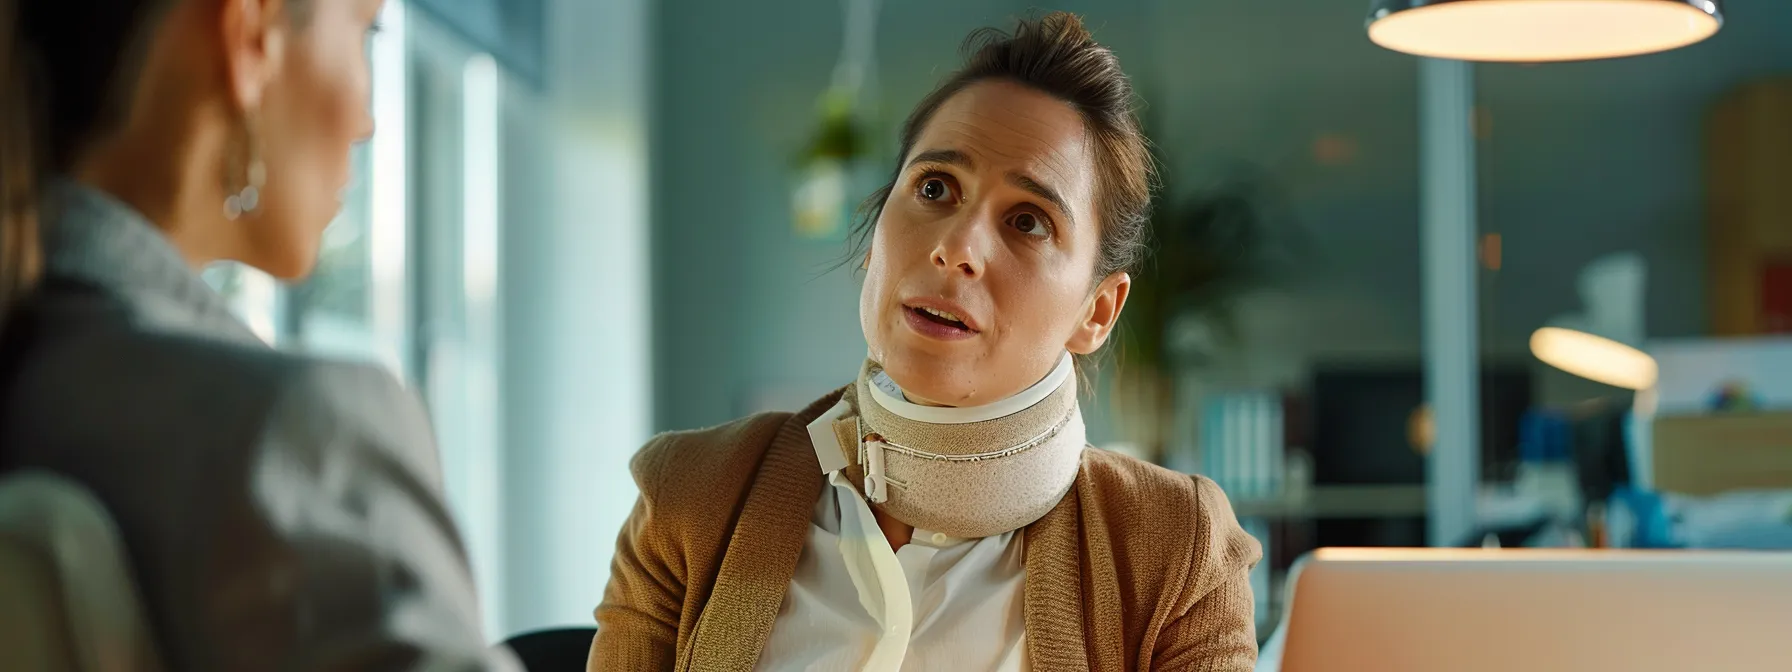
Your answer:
(904, 304), (978, 341)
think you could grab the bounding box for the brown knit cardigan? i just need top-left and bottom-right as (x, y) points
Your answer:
(589, 390), (1262, 671)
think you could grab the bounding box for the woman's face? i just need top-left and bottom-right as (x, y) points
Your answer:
(246, 0), (382, 278)
(860, 80), (1131, 407)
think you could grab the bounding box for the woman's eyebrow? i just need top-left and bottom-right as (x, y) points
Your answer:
(906, 148), (973, 170)
(1009, 172), (1073, 225)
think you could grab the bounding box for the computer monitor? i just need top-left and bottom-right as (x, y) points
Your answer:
(1279, 548), (1792, 672)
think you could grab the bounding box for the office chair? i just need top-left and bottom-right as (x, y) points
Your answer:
(501, 626), (598, 671)
(0, 471), (162, 671)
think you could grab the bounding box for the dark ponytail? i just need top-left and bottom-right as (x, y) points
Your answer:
(0, 0), (197, 329)
(0, 0), (324, 326)
(0, 0), (43, 326)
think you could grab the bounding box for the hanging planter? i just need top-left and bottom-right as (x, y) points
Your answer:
(793, 92), (874, 240)
(792, 0), (882, 241)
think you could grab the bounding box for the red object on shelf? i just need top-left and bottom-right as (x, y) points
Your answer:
(1764, 263), (1792, 334)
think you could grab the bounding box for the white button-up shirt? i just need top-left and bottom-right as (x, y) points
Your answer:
(754, 469), (1029, 671)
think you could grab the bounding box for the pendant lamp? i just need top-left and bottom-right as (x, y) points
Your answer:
(1531, 253), (1659, 391)
(1367, 0), (1723, 62)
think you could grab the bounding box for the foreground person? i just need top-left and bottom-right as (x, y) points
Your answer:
(1, 0), (513, 668)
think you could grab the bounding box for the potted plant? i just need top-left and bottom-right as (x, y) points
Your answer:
(1109, 155), (1303, 464)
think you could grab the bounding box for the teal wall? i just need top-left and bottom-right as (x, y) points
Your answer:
(652, 0), (1044, 432)
(652, 0), (1792, 434)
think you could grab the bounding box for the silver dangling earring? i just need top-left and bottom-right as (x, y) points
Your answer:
(223, 113), (266, 221)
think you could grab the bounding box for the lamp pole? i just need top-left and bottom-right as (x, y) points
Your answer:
(1420, 57), (1480, 547)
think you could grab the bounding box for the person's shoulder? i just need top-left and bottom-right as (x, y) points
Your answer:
(1078, 446), (1206, 511)
(248, 355), (445, 498)
(7, 312), (440, 541)
(1080, 447), (1248, 515)
(257, 356), (432, 449)
(123, 335), (443, 499)
(17, 309), (425, 455)
(22, 290), (334, 391)
(1077, 447), (1262, 577)
(629, 390), (846, 503)
(630, 412), (787, 484)
(627, 414), (793, 499)
(67, 316), (411, 412)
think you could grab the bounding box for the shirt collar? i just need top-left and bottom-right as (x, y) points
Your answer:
(40, 180), (264, 346)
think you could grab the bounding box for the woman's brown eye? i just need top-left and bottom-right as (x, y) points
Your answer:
(1011, 212), (1050, 238)
(920, 178), (950, 201)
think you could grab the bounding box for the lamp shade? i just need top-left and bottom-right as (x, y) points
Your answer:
(1532, 252), (1659, 390)
(1367, 0), (1723, 62)
(1531, 326), (1659, 390)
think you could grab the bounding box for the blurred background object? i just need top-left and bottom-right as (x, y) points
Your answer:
(1365, 0), (1725, 62)
(217, 0), (1792, 648)
(1529, 252), (1659, 391)
(790, 0), (883, 241)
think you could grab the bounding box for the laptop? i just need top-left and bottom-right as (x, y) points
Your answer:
(1279, 547), (1792, 672)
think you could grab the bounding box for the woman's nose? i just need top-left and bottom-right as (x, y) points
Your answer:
(930, 213), (993, 278)
(358, 108), (377, 143)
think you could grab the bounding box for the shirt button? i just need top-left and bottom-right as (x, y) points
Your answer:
(931, 532), (949, 545)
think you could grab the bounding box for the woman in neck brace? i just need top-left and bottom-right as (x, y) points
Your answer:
(591, 12), (1261, 672)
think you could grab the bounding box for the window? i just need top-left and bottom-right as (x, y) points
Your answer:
(204, 0), (508, 637)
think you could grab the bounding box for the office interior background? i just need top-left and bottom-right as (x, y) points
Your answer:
(207, 0), (1792, 646)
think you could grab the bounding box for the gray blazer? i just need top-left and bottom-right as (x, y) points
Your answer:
(2, 184), (520, 671)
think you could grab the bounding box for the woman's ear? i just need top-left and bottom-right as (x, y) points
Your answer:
(218, 0), (288, 112)
(1066, 271), (1130, 355)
